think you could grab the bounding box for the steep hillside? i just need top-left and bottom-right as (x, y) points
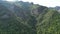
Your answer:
(0, 1), (60, 34)
(37, 9), (60, 34)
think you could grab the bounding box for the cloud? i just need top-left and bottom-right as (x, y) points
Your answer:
(19, 0), (60, 7)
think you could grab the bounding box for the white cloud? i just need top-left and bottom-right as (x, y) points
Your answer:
(19, 0), (60, 7)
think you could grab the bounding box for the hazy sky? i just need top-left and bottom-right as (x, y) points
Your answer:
(6, 0), (60, 7)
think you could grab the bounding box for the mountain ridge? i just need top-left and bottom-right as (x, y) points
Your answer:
(0, 1), (60, 34)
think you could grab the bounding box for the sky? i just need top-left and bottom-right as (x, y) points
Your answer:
(6, 0), (60, 7)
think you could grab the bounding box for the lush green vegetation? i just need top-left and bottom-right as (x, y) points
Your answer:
(0, 1), (60, 34)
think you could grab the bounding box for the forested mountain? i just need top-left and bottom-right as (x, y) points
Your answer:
(0, 1), (60, 34)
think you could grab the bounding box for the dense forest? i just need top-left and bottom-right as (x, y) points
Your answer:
(0, 1), (60, 34)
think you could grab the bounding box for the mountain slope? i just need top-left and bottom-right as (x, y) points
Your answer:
(0, 1), (60, 34)
(37, 9), (60, 34)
